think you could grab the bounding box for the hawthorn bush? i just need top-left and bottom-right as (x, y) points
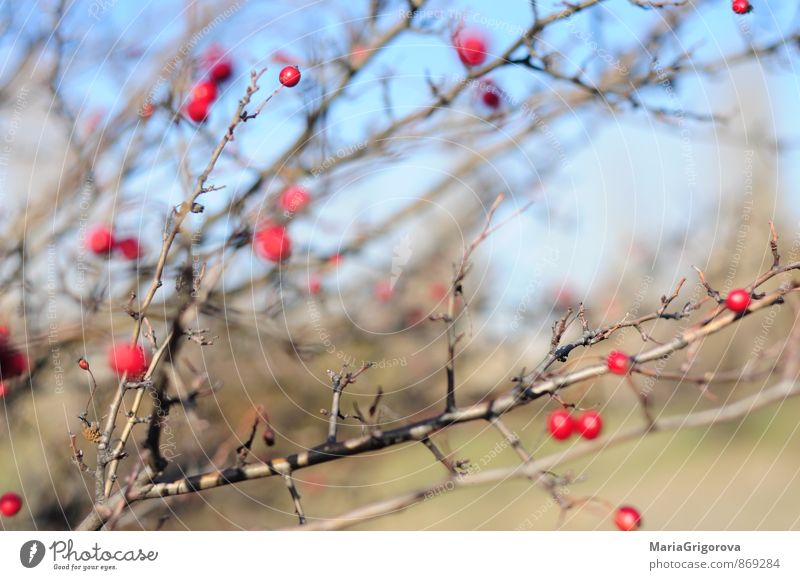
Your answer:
(0, 0), (799, 531)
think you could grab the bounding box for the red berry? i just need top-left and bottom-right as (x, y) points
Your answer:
(479, 81), (501, 109)
(272, 50), (296, 65)
(140, 102), (154, 118)
(429, 282), (448, 301)
(555, 285), (575, 309)
(607, 351), (630, 375)
(482, 88), (501, 109)
(350, 44), (369, 66)
(115, 237), (142, 260)
(614, 506), (642, 531)
(4, 351), (28, 377)
(185, 98), (211, 123)
(205, 45), (233, 83)
(732, 0), (752, 14)
(78, 358), (90, 371)
(279, 66), (301, 87)
(576, 410), (603, 439)
(329, 253), (343, 266)
(280, 185), (311, 214)
(547, 409), (574, 440)
(192, 80), (218, 102)
(0, 492), (22, 517)
(308, 274), (322, 295)
(108, 343), (150, 378)
(87, 226), (115, 255)
(0, 382), (7, 398)
(374, 280), (394, 302)
(210, 60), (233, 82)
(453, 29), (488, 67)
(406, 308), (425, 326)
(254, 225), (292, 262)
(725, 288), (751, 313)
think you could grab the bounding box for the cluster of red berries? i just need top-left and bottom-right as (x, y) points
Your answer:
(547, 409), (603, 441)
(0, 492), (22, 517)
(0, 326), (28, 390)
(546, 409), (641, 530)
(732, 0), (752, 14)
(108, 343), (150, 379)
(252, 185), (311, 266)
(252, 184), (312, 264)
(86, 226), (141, 260)
(184, 45), (233, 123)
(454, 31), (502, 114)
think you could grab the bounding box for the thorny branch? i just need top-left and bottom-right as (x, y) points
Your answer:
(78, 230), (800, 529)
(3, 0), (795, 533)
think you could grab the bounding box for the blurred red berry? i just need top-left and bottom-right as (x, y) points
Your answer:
(205, 45), (233, 83)
(607, 351), (630, 375)
(116, 238), (142, 260)
(0, 328), (27, 378)
(185, 98), (211, 123)
(732, 0), (752, 14)
(140, 102), (154, 118)
(192, 80), (218, 102)
(279, 66), (301, 87)
(406, 308), (425, 326)
(87, 226), (115, 255)
(576, 410), (603, 439)
(254, 225), (292, 262)
(272, 50), (296, 65)
(725, 288), (751, 313)
(429, 281), (448, 301)
(547, 409), (573, 440)
(555, 285), (575, 309)
(329, 253), (343, 266)
(351, 44), (369, 66)
(0, 383), (7, 398)
(479, 81), (501, 109)
(108, 343), (150, 378)
(210, 60), (233, 82)
(0, 492), (22, 517)
(280, 185), (311, 214)
(615, 506), (642, 531)
(308, 274), (322, 295)
(4, 351), (28, 377)
(374, 280), (394, 302)
(453, 29), (488, 67)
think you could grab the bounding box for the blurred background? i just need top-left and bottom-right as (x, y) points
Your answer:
(0, 0), (799, 530)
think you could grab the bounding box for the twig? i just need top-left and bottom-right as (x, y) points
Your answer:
(292, 376), (800, 530)
(283, 473), (306, 525)
(327, 363), (373, 443)
(421, 436), (457, 474)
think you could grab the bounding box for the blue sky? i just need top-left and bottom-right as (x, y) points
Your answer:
(2, 0), (798, 327)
